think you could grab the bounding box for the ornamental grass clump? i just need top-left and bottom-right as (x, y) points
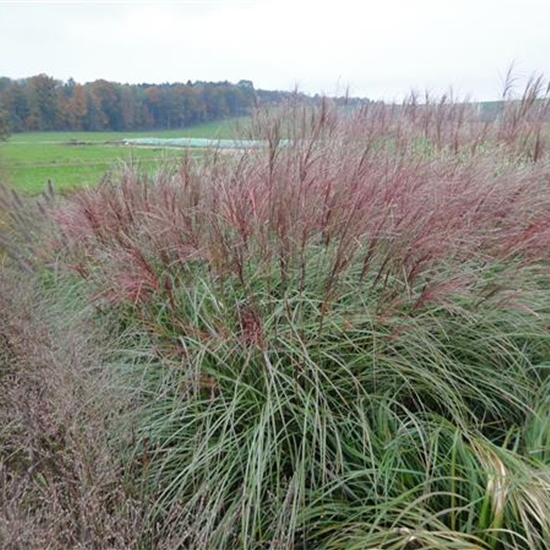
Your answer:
(49, 85), (550, 548)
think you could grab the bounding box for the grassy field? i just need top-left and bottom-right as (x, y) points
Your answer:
(0, 118), (247, 194)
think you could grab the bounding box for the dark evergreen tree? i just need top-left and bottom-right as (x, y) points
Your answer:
(0, 108), (10, 140)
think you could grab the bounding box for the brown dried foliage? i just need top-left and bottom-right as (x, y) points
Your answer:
(0, 268), (142, 549)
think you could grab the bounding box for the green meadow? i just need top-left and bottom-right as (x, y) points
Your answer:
(0, 118), (247, 193)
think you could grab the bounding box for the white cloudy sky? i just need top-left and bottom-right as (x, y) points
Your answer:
(0, 0), (549, 101)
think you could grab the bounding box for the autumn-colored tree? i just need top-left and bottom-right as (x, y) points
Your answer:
(58, 79), (88, 130)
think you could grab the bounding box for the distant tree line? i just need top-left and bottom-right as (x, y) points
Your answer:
(0, 75), (366, 134)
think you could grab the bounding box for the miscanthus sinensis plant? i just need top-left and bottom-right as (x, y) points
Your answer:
(48, 86), (550, 549)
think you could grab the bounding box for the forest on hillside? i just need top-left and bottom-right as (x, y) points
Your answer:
(0, 74), (364, 133)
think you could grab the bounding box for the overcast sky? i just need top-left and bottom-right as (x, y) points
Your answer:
(1, 0), (548, 101)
